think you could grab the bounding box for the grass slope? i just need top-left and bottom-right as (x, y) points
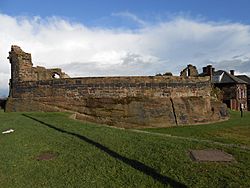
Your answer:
(0, 110), (249, 187)
(143, 111), (250, 147)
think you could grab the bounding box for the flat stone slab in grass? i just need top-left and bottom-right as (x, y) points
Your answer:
(190, 149), (234, 162)
(36, 152), (59, 161)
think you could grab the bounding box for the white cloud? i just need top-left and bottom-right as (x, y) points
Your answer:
(0, 13), (250, 97)
(112, 11), (147, 27)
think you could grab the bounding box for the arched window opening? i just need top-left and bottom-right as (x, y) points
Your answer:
(52, 73), (60, 79)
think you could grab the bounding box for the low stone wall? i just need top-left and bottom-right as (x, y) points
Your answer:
(6, 76), (228, 127)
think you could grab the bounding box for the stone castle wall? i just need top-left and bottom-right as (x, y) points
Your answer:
(6, 46), (228, 128)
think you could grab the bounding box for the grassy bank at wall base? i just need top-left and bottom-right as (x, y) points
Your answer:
(143, 110), (250, 147)
(0, 110), (249, 187)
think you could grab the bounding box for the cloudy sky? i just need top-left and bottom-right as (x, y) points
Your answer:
(1, 0), (250, 97)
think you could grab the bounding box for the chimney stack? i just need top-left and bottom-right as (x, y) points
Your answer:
(202, 67), (207, 74)
(207, 65), (213, 76)
(203, 65), (213, 76)
(230, 70), (235, 76)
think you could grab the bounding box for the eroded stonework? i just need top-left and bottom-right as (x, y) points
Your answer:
(8, 45), (69, 83)
(6, 46), (228, 128)
(180, 64), (199, 77)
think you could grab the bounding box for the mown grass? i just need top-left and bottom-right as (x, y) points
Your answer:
(143, 111), (250, 147)
(0, 110), (250, 187)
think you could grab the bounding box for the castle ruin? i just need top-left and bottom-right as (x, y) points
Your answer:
(5, 46), (228, 128)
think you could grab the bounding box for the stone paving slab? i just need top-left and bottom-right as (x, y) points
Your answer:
(36, 151), (59, 161)
(189, 149), (235, 162)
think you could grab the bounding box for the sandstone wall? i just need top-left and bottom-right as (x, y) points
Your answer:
(5, 46), (228, 128)
(6, 76), (227, 127)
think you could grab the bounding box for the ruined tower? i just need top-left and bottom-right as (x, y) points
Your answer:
(8, 45), (34, 85)
(8, 45), (69, 97)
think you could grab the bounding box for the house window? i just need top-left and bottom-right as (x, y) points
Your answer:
(238, 89), (241, 99)
(238, 88), (246, 99)
(241, 89), (246, 98)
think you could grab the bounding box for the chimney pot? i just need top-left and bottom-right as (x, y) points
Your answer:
(207, 65), (213, 76)
(230, 70), (235, 75)
(203, 67), (207, 73)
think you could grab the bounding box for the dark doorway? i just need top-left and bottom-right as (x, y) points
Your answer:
(0, 98), (7, 109)
(223, 100), (230, 109)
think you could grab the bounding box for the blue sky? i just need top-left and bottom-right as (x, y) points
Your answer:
(0, 0), (250, 97)
(1, 0), (250, 27)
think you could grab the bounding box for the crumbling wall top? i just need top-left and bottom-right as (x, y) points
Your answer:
(8, 45), (32, 63)
(11, 45), (22, 52)
(180, 64), (199, 77)
(8, 45), (69, 84)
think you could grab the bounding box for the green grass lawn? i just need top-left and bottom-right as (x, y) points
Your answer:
(143, 110), (250, 147)
(0, 110), (250, 187)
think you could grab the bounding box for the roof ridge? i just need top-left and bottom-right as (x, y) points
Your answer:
(224, 71), (247, 83)
(236, 75), (250, 83)
(213, 70), (247, 84)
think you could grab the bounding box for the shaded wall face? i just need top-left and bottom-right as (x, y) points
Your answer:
(247, 85), (250, 111)
(6, 76), (228, 127)
(217, 84), (237, 100)
(216, 83), (248, 111)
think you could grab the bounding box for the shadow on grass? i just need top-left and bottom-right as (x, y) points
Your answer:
(23, 114), (187, 188)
